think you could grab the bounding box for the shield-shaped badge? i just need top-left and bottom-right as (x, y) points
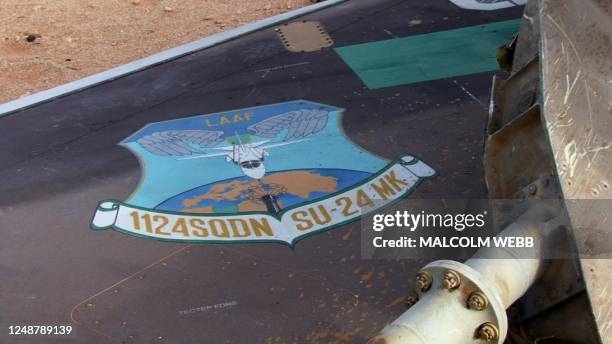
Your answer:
(91, 100), (435, 245)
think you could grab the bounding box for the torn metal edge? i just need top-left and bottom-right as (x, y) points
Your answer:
(0, 0), (348, 118)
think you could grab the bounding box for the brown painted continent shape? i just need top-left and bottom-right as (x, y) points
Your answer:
(262, 171), (338, 199)
(238, 200), (272, 212)
(181, 171), (339, 211)
(182, 180), (254, 208)
(183, 206), (215, 214)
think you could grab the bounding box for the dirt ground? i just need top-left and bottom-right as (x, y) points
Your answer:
(0, 0), (311, 104)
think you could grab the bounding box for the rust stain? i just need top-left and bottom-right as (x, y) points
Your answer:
(342, 229), (353, 241)
(494, 273), (511, 304)
(385, 296), (404, 308)
(317, 330), (330, 339)
(361, 270), (374, 282)
(366, 337), (388, 344)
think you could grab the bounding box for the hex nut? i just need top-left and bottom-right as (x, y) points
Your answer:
(442, 269), (461, 290)
(405, 293), (419, 308)
(467, 291), (489, 311)
(415, 271), (433, 292)
(477, 322), (499, 341)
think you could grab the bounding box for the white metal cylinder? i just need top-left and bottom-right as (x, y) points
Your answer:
(369, 205), (556, 344)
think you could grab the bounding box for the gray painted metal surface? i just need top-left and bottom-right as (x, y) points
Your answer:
(539, 0), (612, 341)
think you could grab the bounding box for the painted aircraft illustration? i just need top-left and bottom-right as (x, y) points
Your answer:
(178, 138), (307, 179)
(135, 109), (328, 180)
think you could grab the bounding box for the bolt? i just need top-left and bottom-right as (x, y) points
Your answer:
(467, 291), (489, 311)
(442, 270), (461, 290)
(528, 184), (538, 195)
(405, 293), (419, 308)
(477, 323), (499, 341)
(415, 271), (432, 292)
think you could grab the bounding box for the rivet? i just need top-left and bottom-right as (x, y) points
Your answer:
(467, 291), (489, 311)
(415, 271), (432, 292)
(528, 184), (538, 195)
(442, 270), (461, 290)
(477, 322), (499, 341)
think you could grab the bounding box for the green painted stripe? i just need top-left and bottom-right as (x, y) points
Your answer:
(335, 19), (521, 89)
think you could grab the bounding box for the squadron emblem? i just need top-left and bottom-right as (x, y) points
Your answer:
(91, 100), (436, 245)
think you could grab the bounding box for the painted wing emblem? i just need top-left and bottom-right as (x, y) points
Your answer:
(247, 109), (329, 141)
(137, 130), (224, 156)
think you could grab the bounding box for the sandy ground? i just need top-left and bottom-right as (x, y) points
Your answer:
(0, 0), (311, 104)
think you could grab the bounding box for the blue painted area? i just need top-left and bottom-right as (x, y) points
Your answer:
(156, 168), (371, 212)
(122, 100), (388, 210)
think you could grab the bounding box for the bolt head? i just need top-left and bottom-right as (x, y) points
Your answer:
(405, 293), (419, 308)
(442, 270), (461, 290)
(528, 184), (538, 195)
(415, 271), (432, 292)
(467, 291), (489, 311)
(477, 322), (499, 341)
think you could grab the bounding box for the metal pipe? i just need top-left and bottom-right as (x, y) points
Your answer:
(368, 205), (558, 344)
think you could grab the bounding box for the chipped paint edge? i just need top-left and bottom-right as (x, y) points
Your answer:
(0, 0), (348, 118)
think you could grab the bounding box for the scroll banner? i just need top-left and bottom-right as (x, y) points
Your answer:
(91, 156), (436, 246)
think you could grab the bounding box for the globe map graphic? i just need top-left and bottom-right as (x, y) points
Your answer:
(156, 168), (371, 214)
